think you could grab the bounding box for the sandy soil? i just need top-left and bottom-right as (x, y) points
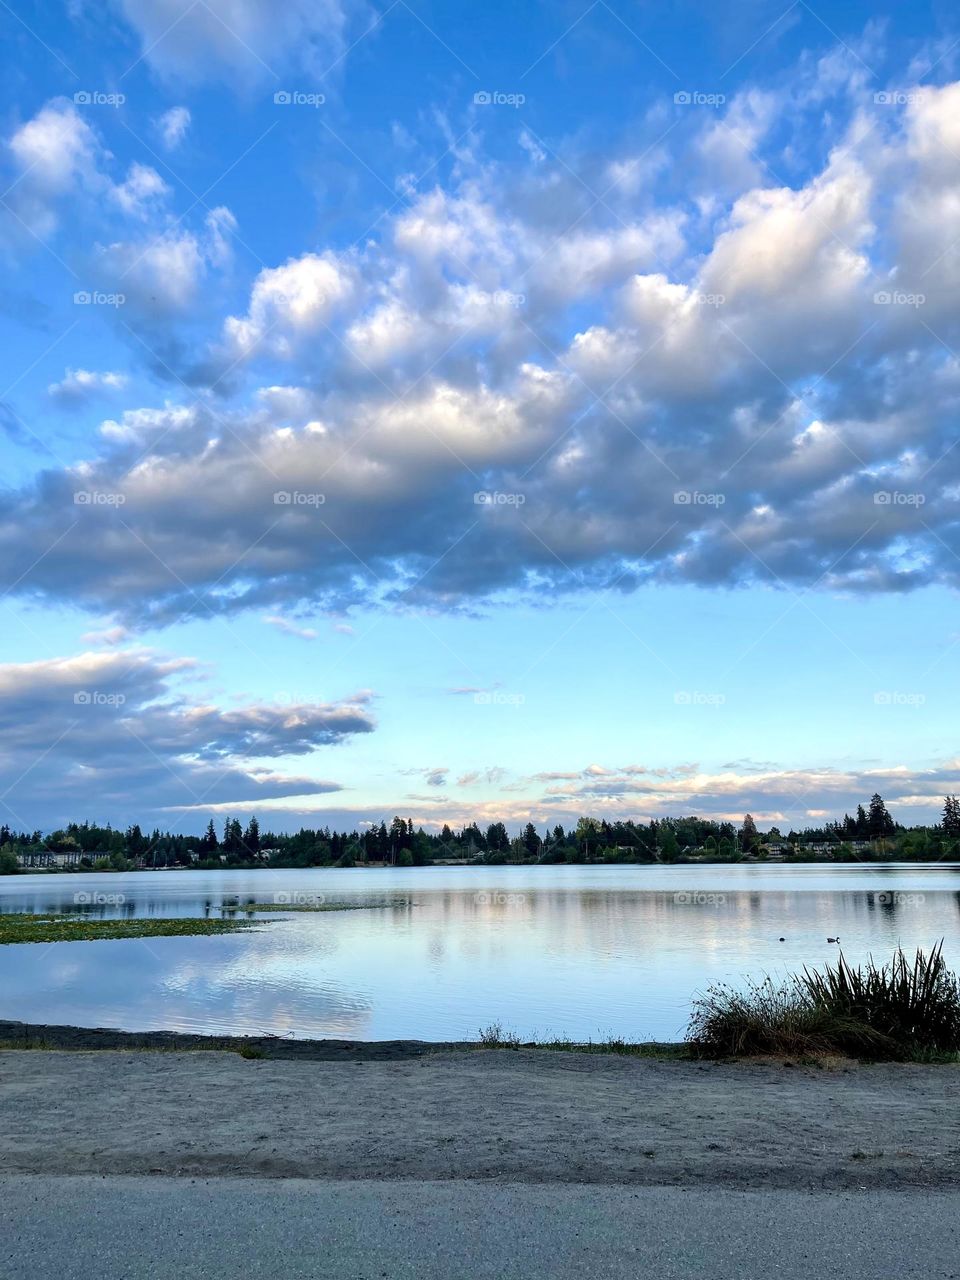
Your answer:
(2, 1046), (959, 1189)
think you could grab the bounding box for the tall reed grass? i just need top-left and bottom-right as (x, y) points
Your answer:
(687, 943), (960, 1059)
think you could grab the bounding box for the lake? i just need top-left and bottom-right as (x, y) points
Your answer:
(1, 863), (959, 1042)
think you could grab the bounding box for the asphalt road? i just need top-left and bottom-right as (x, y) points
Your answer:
(2, 1176), (958, 1279)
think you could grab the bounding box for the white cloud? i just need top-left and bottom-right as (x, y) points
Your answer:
(111, 162), (171, 219)
(156, 105), (191, 149)
(222, 252), (357, 359)
(9, 101), (98, 194)
(48, 369), (129, 405)
(264, 614), (319, 640)
(111, 0), (354, 83)
(7, 59), (960, 629)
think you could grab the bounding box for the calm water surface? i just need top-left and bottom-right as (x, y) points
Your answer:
(2, 864), (959, 1041)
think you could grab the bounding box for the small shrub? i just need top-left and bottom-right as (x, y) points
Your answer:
(477, 1022), (522, 1048)
(686, 976), (888, 1058)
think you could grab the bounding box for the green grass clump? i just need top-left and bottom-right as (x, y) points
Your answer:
(687, 943), (960, 1060)
(475, 1022), (687, 1057)
(0, 913), (263, 945)
(477, 1021), (523, 1048)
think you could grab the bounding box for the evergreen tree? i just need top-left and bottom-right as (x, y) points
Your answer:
(740, 814), (759, 852)
(222, 818), (244, 857)
(867, 793), (895, 838)
(485, 821), (509, 852)
(942, 796), (960, 839)
(243, 815), (260, 856)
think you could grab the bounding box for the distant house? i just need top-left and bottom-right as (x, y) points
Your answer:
(16, 849), (86, 869)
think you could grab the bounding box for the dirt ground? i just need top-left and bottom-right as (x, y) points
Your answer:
(2, 1044), (958, 1189)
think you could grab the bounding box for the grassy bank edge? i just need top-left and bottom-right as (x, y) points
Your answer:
(0, 1019), (689, 1062)
(1, 1020), (956, 1063)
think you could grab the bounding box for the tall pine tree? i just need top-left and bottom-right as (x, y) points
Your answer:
(867, 793), (895, 838)
(942, 796), (960, 839)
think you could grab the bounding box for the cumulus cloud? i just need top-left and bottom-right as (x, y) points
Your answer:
(0, 649), (375, 828)
(9, 101), (99, 195)
(110, 162), (171, 219)
(5, 70), (960, 626)
(5, 101), (101, 237)
(96, 208), (237, 316)
(48, 369), (128, 406)
(220, 252), (358, 362)
(1, 101), (236, 321)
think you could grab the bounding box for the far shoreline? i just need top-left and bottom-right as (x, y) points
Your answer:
(5, 855), (960, 876)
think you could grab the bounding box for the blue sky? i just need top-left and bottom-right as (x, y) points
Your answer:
(1, 0), (959, 833)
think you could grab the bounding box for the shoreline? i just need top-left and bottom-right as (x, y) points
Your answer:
(5, 856), (958, 874)
(0, 1019), (683, 1060)
(0, 1018), (471, 1060)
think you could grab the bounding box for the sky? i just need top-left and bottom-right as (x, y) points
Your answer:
(1, 0), (959, 834)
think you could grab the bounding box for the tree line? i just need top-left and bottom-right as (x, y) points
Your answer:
(2, 792), (959, 872)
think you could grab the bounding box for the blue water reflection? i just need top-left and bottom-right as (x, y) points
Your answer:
(1, 864), (958, 1041)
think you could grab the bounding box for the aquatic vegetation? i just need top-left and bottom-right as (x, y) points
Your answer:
(0, 913), (264, 946)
